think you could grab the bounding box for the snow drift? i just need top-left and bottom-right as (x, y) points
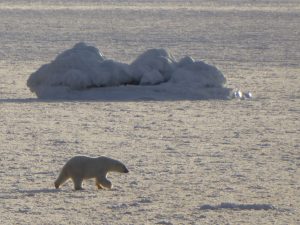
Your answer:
(27, 42), (245, 100)
(199, 202), (276, 211)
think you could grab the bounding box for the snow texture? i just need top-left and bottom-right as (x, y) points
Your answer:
(27, 42), (233, 100)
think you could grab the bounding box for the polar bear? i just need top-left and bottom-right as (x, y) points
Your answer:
(54, 156), (129, 190)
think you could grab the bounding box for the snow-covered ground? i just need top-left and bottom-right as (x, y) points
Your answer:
(0, 0), (299, 224)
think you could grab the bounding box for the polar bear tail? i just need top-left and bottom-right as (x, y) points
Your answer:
(54, 168), (68, 189)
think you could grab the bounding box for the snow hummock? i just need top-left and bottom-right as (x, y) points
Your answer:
(199, 202), (276, 211)
(27, 42), (246, 100)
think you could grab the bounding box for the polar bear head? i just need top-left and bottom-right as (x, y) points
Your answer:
(98, 156), (129, 173)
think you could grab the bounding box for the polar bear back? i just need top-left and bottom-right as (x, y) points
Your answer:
(64, 155), (125, 179)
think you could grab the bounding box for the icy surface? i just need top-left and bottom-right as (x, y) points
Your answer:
(0, 1), (299, 225)
(27, 43), (229, 100)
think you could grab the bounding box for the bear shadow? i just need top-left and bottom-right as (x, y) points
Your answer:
(17, 188), (62, 194)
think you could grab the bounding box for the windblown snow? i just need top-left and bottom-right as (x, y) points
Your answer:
(27, 42), (238, 100)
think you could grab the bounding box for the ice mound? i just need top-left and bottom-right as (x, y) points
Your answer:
(130, 48), (177, 85)
(27, 42), (242, 100)
(27, 43), (132, 90)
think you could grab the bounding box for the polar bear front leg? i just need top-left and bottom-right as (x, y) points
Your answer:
(96, 176), (112, 189)
(96, 183), (103, 189)
(72, 177), (84, 190)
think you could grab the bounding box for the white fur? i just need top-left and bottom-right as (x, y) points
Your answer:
(54, 156), (129, 190)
